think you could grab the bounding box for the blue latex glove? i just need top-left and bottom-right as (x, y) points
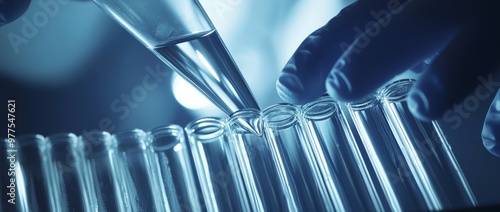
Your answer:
(277, 0), (500, 157)
(0, 0), (31, 26)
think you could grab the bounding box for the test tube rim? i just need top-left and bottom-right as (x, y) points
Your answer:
(46, 133), (79, 147)
(228, 108), (261, 123)
(227, 108), (262, 131)
(262, 103), (299, 129)
(15, 134), (47, 148)
(185, 117), (226, 142)
(346, 93), (381, 111)
(113, 128), (148, 151)
(301, 96), (339, 121)
(380, 78), (416, 103)
(77, 131), (114, 155)
(148, 124), (185, 151)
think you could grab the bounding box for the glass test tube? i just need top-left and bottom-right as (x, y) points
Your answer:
(112, 129), (166, 211)
(46, 133), (91, 211)
(92, 0), (259, 115)
(380, 79), (477, 210)
(13, 135), (60, 211)
(227, 109), (296, 211)
(299, 96), (385, 211)
(185, 117), (251, 212)
(78, 131), (127, 212)
(347, 94), (431, 211)
(261, 103), (337, 211)
(147, 125), (205, 211)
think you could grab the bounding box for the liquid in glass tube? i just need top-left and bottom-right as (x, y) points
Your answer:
(93, 0), (260, 133)
(152, 30), (259, 116)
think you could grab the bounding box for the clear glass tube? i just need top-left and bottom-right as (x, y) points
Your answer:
(347, 94), (430, 211)
(147, 124), (205, 211)
(46, 133), (91, 211)
(299, 96), (385, 211)
(112, 129), (166, 211)
(12, 135), (60, 211)
(227, 109), (297, 211)
(92, 0), (259, 116)
(380, 79), (477, 210)
(78, 131), (128, 212)
(261, 103), (338, 211)
(185, 117), (251, 212)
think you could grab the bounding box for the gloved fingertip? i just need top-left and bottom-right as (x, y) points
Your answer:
(482, 94), (500, 157)
(326, 71), (351, 102)
(407, 90), (433, 122)
(407, 73), (449, 121)
(326, 60), (359, 102)
(482, 126), (500, 157)
(276, 72), (308, 105)
(277, 49), (327, 104)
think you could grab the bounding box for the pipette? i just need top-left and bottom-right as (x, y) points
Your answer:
(92, 0), (261, 133)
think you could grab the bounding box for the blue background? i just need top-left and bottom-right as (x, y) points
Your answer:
(1, 0), (499, 207)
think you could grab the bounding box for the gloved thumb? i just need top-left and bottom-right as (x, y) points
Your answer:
(482, 89), (500, 157)
(0, 0), (31, 27)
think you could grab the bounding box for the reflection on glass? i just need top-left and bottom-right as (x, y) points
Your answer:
(262, 103), (338, 211)
(112, 129), (166, 211)
(148, 124), (205, 211)
(347, 94), (430, 211)
(46, 133), (90, 211)
(185, 117), (251, 211)
(78, 131), (127, 212)
(300, 96), (385, 211)
(227, 109), (296, 211)
(380, 79), (477, 210)
(13, 135), (60, 211)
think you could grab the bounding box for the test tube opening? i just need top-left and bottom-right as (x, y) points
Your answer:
(78, 131), (114, 155)
(47, 133), (79, 148)
(346, 93), (381, 111)
(149, 125), (185, 151)
(17, 134), (47, 149)
(113, 129), (148, 151)
(185, 117), (225, 141)
(262, 103), (299, 129)
(301, 97), (339, 121)
(46, 133), (81, 172)
(228, 108), (263, 136)
(381, 79), (416, 103)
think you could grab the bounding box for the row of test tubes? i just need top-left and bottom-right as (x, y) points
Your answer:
(2, 79), (477, 211)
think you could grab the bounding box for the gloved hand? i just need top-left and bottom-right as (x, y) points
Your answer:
(0, 0), (89, 27)
(277, 0), (500, 156)
(0, 0), (31, 27)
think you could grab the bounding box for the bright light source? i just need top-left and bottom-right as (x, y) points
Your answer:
(171, 73), (212, 110)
